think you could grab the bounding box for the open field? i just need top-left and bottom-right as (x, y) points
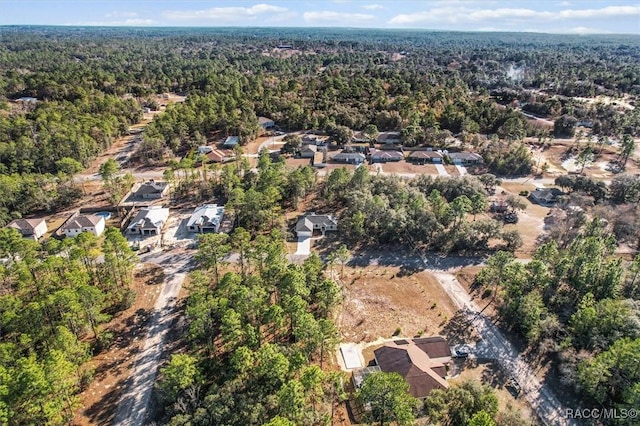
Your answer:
(339, 265), (458, 343)
(74, 263), (165, 425)
(380, 161), (438, 175)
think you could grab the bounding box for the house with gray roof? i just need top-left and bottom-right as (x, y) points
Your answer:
(136, 180), (169, 199)
(529, 188), (565, 206)
(369, 149), (404, 163)
(447, 152), (483, 165)
(331, 152), (366, 165)
(62, 214), (106, 237)
(187, 204), (225, 233)
(127, 206), (169, 236)
(6, 218), (48, 240)
(295, 213), (338, 238)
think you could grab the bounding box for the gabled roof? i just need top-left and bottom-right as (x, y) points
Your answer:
(223, 136), (240, 146)
(332, 152), (366, 161)
(295, 213), (337, 232)
(127, 207), (169, 230)
(7, 218), (46, 232)
(206, 149), (235, 163)
(447, 152), (483, 161)
(62, 215), (103, 230)
(408, 150), (443, 159)
(374, 337), (451, 399)
(529, 188), (564, 202)
(370, 149), (403, 159)
(187, 204), (224, 228)
(136, 180), (169, 195)
(377, 132), (401, 143)
(258, 117), (274, 125)
(300, 145), (318, 153)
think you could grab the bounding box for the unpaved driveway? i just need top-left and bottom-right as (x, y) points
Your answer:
(431, 271), (575, 426)
(112, 249), (194, 426)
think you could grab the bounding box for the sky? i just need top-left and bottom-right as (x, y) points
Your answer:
(1, 1), (639, 34)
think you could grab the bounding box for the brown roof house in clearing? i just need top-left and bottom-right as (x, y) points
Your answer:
(373, 337), (452, 399)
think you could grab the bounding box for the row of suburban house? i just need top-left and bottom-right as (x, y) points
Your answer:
(323, 148), (484, 166)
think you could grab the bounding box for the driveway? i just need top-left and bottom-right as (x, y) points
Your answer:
(294, 236), (311, 256)
(112, 249), (194, 426)
(455, 164), (468, 175)
(430, 271), (575, 426)
(435, 163), (449, 176)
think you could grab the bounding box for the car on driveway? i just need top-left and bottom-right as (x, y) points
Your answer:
(454, 349), (470, 359)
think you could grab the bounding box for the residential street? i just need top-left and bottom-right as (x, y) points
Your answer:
(112, 249), (194, 426)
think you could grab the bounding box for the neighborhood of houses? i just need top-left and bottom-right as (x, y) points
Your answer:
(2, 112), (570, 412)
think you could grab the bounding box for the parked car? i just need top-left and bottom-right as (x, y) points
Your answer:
(454, 349), (469, 359)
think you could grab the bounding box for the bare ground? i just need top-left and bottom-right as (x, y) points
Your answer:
(73, 264), (165, 426)
(339, 265), (458, 343)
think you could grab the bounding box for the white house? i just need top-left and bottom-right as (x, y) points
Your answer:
(62, 215), (106, 237)
(187, 204), (225, 233)
(6, 218), (48, 240)
(127, 207), (169, 236)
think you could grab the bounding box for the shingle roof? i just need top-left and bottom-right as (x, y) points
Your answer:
(62, 215), (103, 230)
(136, 181), (168, 195)
(127, 207), (169, 231)
(187, 204), (224, 228)
(295, 213), (337, 232)
(370, 150), (403, 159)
(374, 337), (451, 399)
(447, 152), (483, 161)
(7, 218), (45, 232)
(224, 136), (240, 146)
(332, 152), (366, 161)
(409, 151), (443, 159)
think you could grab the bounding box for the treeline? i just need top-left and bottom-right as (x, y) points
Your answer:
(0, 227), (138, 425)
(155, 232), (343, 425)
(476, 220), (640, 416)
(0, 92), (141, 174)
(322, 167), (520, 253)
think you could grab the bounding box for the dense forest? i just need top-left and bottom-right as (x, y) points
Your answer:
(0, 227), (137, 424)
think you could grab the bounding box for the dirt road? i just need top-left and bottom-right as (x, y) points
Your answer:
(431, 271), (575, 426)
(112, 249), (194, 426)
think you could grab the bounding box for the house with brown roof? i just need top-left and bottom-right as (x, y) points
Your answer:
(206, 149), (235, 163)
(373, 337), (452, 399)
(6, 218), (48, 240)
(62, 214), (106, 237)
(407, 150), (443, 164)
(258, 117), (275, 130)
(369, 149), (404, 163)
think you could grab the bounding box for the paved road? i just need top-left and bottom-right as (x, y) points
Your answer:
(112, 249), (194, 426)
(431, 270), (575, 426)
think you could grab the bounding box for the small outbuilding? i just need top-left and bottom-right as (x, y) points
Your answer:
(223, 136), (240, 148)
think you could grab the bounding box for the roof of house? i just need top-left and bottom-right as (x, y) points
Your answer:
(223, 136), (240, 146)
(206, 149), (235, 162)
(370, 149), (404, 160)
(136, 180), (169, 195)
(62, 215), (104, 230)
(447, 152), (483, 161)
(300, 145), (318, 153)
(127, 207), (169, 230)
(295, 213), (338, 233)
(530, 188), (564, 202)
(377, 132), (401, 143)
(408, 150), (443, 159)
(7, 218), (46, 232)
(187, 204), (224, 228)
(332, 152), (366, 161)
(258, 117), (274, 125)
(374, 337), (451, 399)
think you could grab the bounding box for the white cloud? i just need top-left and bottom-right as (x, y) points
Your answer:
(389, 5), (640, 25)
(565, 26), (612, 34)
(75, 18), (154, 26)
(105, 11), (138, 19)
(362, 4), (384, 10)
(558, 1), (571, 6)
(303, 11), (375, 24)
(163, 4), (288, 21)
